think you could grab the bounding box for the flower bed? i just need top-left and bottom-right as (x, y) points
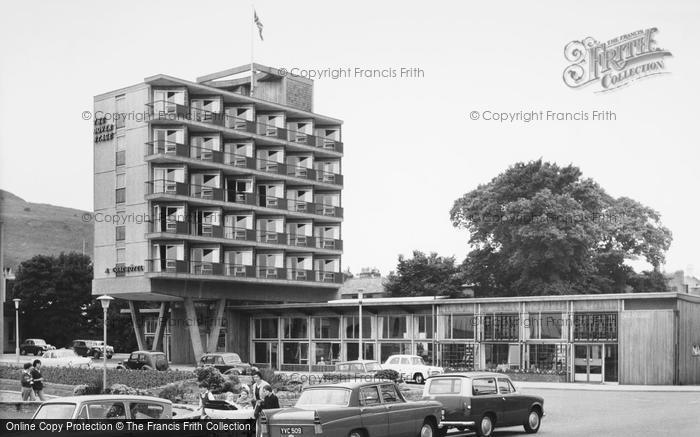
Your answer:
(0, 364), (195, 389)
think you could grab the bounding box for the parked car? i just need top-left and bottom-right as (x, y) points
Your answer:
(198, 352), (251, 375)
(40, 348), (92, 368)
(422, 372), (545, 437)
(32, 395), (172, 419)
(334, 359), (383, 374)
(72, 339), (114, 359)
(383, 354), (443, 384)
(20, 339), (54, 356)
(117, 351), (169, 371)
(260, 381), (443, 437)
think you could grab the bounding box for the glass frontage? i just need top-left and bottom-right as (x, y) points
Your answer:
(282, 342), (308, 365)
(483, 343), (520, 369)
(254, 318), (278, 339)
(573, 313), (617, 341)
(483, 314), (519, 341)
(526, 343), (567, 372)
(283, 318), (308, 339)
(440, 343), (476, 369)
(344, 316), (372, 339)
(380, 343), (410, 362)
(346, 342), (375, 361)
(380, 316), (409, 339)
(314, 317), (340, 339)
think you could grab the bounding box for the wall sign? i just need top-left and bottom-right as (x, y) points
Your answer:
(94, 116), (115, 142)
(106, 264), (145, 275)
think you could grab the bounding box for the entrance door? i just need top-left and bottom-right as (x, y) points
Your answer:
(574, 345), (604, 382)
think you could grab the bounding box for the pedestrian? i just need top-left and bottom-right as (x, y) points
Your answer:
(251, 370), (271, 407)
(20, 363), (36, 401)
(31, 360), (46, 401)
(254, 385), (280, 419)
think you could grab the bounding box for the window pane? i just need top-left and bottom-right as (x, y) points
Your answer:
(116, 150), (126, 166)
(451, 315), (474, 339)
(116, 226), (125, 241)
(541, 313), (563, 339)
(115, 188), (126, 204)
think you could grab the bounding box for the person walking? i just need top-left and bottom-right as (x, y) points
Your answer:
(20, 363), (35, 401)
(254, 385), (280, 419)
(31, 360), (46, 401)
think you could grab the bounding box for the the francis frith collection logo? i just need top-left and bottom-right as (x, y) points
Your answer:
(563, 28), (672, 92)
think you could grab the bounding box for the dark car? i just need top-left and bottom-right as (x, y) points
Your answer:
(261, 381), (443, 437)
(72, 339), (114, 359)
(422, 372), (544, 437)
(117, 351), (169, 371)
(20, 339), (54, 356)
(198, 352), (251, 375)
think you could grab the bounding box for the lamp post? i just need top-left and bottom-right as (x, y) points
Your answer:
(96, 295), (113, 392)
(357, 289), (364, 361)
(13, 298), (20, 363)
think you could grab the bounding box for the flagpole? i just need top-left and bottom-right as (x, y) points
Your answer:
(250, 2), (255, 97)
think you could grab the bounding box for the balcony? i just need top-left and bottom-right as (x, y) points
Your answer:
(148, 220), (343, 251)
(146, 100), (344, 153)
(146, 259), (344, 284)
(145, 140), (343, 186)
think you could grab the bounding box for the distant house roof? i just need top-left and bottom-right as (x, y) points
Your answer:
(339, 277), (387, 296)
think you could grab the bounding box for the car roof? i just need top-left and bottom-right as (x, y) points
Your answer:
(427, 371), (506, 379)
(201, 352), (239, 357)
(338, 360), (379, 364)
(40, 395), (172, 404)
(305, 380), (396, 390)
(131, 350), (164, 354)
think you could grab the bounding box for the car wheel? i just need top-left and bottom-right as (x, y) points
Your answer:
(523, 408), (542, 433)
(476, 414), (494, 437)
(348, 430), (365, 437)
(93, 351), (101, 359)
(413, 373), (425, 384)
(20, 349), (26, 355)
(419, 420), (436, 437)
(107, 355), (113, 359)
(34, 350), (40, 356)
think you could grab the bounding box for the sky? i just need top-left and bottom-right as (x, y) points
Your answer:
(0, 0), (698, 277)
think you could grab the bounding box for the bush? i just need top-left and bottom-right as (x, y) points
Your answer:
(106, 383), (152, 396)
(194, 366), (225, 390)
(158, 382), (188, 403)
(374, 369), (401, 382)
(0, 364), (194, 389)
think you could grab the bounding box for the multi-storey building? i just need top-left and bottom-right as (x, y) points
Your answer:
(93, 64), (344, 363)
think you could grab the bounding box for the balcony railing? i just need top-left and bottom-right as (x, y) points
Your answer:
(146, 259), (343, 283)
(145, 141), (343, 186)
(146, 100), (343, 153)
(146, 180), (343, 218)
(149, 220), (342, 250)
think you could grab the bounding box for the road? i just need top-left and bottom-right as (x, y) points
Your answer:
(0, 353), (195, 370)
(466, 388), (700, 437)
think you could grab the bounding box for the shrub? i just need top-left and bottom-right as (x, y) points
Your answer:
(158, 382), (187, 403)
(374, 369), (401, 382)
(0, 364), (194, 389)
(106, 383), (152, 396)
(194, 366), (225, 390)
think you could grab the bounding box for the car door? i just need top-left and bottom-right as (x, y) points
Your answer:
(470, 377), (502, 424)
(496, 377), (519, 426)
(359, 385), (389, 437)
(506, 380), (533, 424)
(423, 377), (465, 423)
(381, 383), (415, 437)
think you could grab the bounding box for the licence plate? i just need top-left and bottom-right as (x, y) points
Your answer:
(280, 427), (303, 435)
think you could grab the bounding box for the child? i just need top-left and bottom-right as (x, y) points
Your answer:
(20, 363), (35, 401)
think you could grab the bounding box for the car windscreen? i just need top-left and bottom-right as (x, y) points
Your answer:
(33, 403), (76, 419)
(34, 340), (47, 345)
(428, 378), (463, 394)
(296, 388), (351, 407)
(365, 362), (382, 371)
(223, 354), (241, 363)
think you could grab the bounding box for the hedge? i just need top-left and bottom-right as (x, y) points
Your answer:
(0, 365), (195, 389)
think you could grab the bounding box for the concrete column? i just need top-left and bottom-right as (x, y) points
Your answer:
(128, 301), (146, 351)
(184, 298), (204, 360)
(152, 302), (170, 352)
(206, 299), (226, 353)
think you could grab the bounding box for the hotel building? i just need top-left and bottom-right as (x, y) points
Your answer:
(93, 64), (344, 364)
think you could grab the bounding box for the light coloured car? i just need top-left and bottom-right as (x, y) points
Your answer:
(40, 348), (92, 368)
(383, 354), (443, 384)
(32, 395), (172, 419)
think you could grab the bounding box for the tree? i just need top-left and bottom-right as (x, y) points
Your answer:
(11, 252), (138, 351)
(450, 160), (672, 296)
(386, 251), (465, 297)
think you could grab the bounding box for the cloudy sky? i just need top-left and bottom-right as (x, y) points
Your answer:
(1, 0), (698, 277)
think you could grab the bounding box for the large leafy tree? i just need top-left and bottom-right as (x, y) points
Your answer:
(386, 251), (465, 297)
(12, 252), (137, 351)
(450, 160), (672, 296)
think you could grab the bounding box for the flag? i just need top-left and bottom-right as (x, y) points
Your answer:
(254, 10), (264, 41)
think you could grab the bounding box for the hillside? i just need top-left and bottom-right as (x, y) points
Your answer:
(0, 190), (93, 269)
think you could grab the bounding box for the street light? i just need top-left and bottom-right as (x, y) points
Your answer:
(96, 295), (113, 392)
(13, 298), (20, 363)
(357, 289), (364, 361)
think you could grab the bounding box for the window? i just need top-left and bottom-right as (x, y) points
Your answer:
(115, 226), (125, 241)
(115, 96), (125, 129)
(116, 248), (125, 264)
(428, 378), (462, 395)
(380, 384), (401, 403)
(472, 378), (497, 396)
(254, 319), (278, 339)
(443, 314), (474, 339)
(283, 318), (308, 339)
(527, 344), (567, 372)
(484, 343), (520, 369)
(497, 378), (515, 394)
(483, 314), (519, 341)
(574, 313), (617, 341)
(440, 343), (475, 369)
(359, 386), (381, 406)
(381, 315), (408, 339)
(129, 403), (165, 419)
(529, 313), (563, 339)
(282, 342), (308, 364)
(116, 150), (126, 166)
(115, 188), (126, 204)
(88, 402), (126, 419)
(116, 173), (126, 188)
(344, 316), (371, 339)
(313, 317), (340, 339)
(414, 315), (433, 339)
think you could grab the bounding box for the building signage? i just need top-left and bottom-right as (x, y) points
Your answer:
(94, 116), (115, 142)
(563, 27), (672, 92)
(106, 264), (145, 275)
